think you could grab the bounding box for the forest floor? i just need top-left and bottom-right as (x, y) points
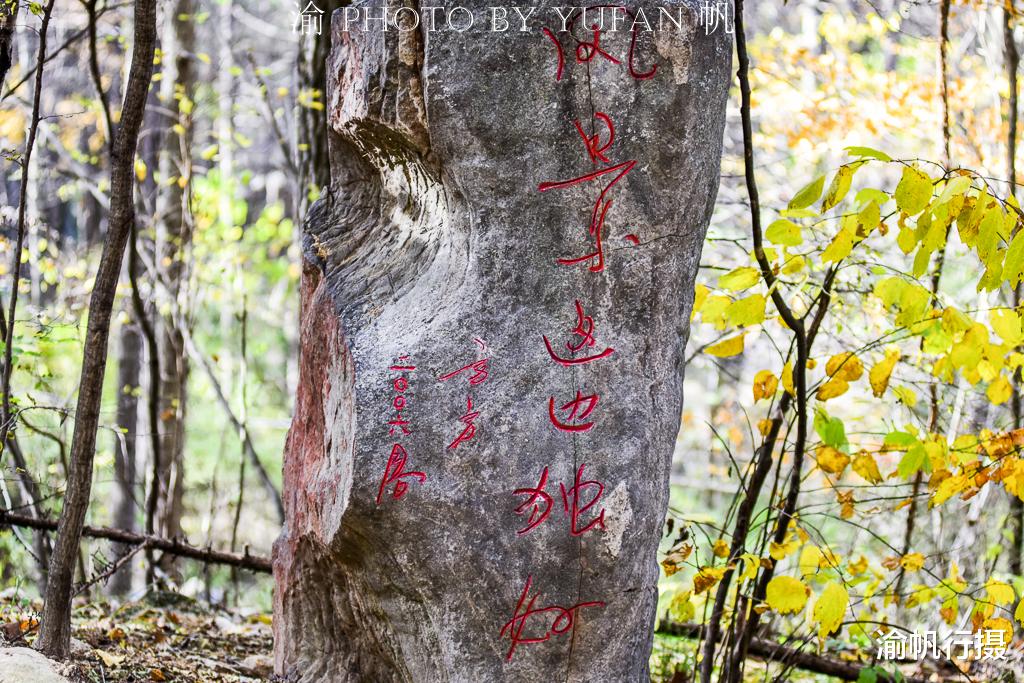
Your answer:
(0, 591), (274, 682)
(3, 591), (1021, 682)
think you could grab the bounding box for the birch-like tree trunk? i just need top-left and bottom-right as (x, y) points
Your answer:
(153, 0), (196, 561)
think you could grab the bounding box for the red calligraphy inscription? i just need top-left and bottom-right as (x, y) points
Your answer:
(376, 443), (427, 505)
(513, 466), (553, 535)
(539, 112), (636, 273)
(439, 338), (490, 450)
(548, 391), (599, 433)
(377, 359), (425, 504)
(542, 300), (614, 366)
(514, 464), (606, 537)
(447, 397), (480, 450)
(561, 464), (607, 536)
(500, 575), (605, 661)
(542, 6), (658, 82)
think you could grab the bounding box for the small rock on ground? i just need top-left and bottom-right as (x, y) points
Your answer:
(0, 647), (69, 683)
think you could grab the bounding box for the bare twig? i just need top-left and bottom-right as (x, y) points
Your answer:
(0, 509), (270, 573)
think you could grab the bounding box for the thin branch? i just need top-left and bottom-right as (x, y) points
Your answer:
(0, 509), (270, 573)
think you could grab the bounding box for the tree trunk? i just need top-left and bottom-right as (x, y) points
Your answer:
(273, 3), (730, 681)
(37, 0), (158, 658)
(153, 0), (195, 566)
(110, 320), (141, 595)
(0, 0), (18, 87)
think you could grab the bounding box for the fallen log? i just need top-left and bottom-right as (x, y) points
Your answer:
(656, 621), (929, 683)
(0, 509), (271, 573)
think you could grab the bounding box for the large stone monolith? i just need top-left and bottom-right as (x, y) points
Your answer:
(274, 2), (730, 680)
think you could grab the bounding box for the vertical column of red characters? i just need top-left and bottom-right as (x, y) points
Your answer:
(500, 7), (658, 663)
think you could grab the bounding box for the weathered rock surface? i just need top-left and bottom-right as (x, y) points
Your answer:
(0, 647), (69, 683)
(274, 1), (730, 680)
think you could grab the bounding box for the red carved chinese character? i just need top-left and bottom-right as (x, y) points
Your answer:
(513, 467), (554, 535)
(541, 7), (657, 83)
(573, 23), (620, 67)
(560, 464), (606, 536)
(438, 359), (490, 385)
(575, 112), (614, 164)
(388, 415), (411, 437)
(376, 443), (426, 505)
(538, 129), (636, 273)
(548, 391), (600, 433)
(447, 397), (480, 450)
(513, 464), (606, 536)
(500, 575), (605, 661)
(542, 300), (614, 366)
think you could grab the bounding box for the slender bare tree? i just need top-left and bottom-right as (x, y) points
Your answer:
(37, 0), (159, 658)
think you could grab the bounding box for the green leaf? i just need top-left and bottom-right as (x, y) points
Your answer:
(789, 175), (825, 211)
(845, 146), (892, 162)
(894, 166), (932, 216)
(897, 443), (928, 479)
(718, 267), (761, 292)
(884, 431), (917, 448)
(725, 294), (766, 327)
(765, 219), (803, 246)
(1004, 229), (1024, 286)
(856, 667), (879, 683)
(936, 175), (972, 205)
(814, 410), (848, 450)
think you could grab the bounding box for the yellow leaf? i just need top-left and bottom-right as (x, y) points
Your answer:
(789, 175), (825, 210)
(816, 446), (850, 476)
(692, 284), (709, 319)
(816, 376), (849, 401)
(821, 165), (854, 212)
(713, 539), (730, 558)
(134, 158), (147, 182)
(869, 349), (900, 398)
(852, 452), (883, 484)
(661, 544), (693, 577)
(1015, 598), (1024, 627)
(892, 386), (917, 407)
(765, 576), (810, 614)
(94, 649), (126, 667)
(825, 352), (864, 382)
(738, 553), (760, 581)
(753, 370), (779, 402)
(693, 566), (727, 594)
(812, 581), (849, 645)
(983, 617), (1013, 647)
(782, 362), (794, 396)
(988, 375), (1013, 406)
(799, 545), (823, 577)
(991, 309), (1024, 345)
(782, 255), (806, 274)
(899, 552), (925, 572)
(770, 535), (801, 561)
(706, 334), (745, 358)
(669, 590), (695, 622)
(985, 579), (1015, 606)
(726, 294), (766, 327)
(718, 266), (761, 292)
(821, 228), (855, 263)
(700, 295), (731, 329)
